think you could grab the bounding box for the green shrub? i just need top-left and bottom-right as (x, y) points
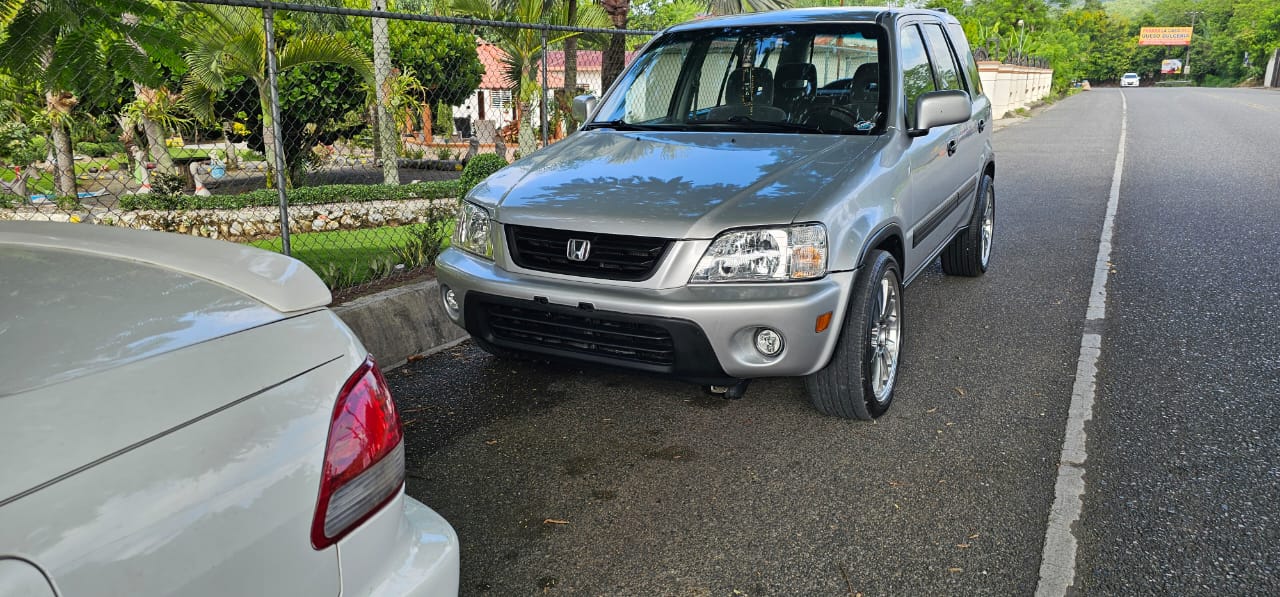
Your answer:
(0, 123), (44, 168)
(391, 222), (450, 270)
(152, 172), (186, 197)
(74, 141), (126, 157)
(54, 195), (81, 211)
(460, 153), (508, 195)
(119, 192), (188, 211)
(117, 180), (461, 211)
(433, 102), (454, 136)
(0, 194), (16, 209)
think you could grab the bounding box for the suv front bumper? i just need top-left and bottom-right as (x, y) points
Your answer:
(436, 248), (855, 381)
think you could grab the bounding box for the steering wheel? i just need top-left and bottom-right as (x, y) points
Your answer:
(801, 104), (862, 127)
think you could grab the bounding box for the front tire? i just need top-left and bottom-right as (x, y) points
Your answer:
(941, 173), (994, 276)
(804, 250), (903, 419)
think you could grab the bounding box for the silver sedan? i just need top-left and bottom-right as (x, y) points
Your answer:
(0, 222), (458, 596)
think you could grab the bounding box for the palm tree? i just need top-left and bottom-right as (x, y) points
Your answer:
(600, 0), (630, 97)
(181, 4), (373, 187)
(0, 0), (182, 197)
(454, 0), (606, 155)
(600, 0), (793, 91)
(704, 0), (790, 14)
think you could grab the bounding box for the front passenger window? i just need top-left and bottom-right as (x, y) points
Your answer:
(922, 24), (963, 92)
(899, 25), (935, 129)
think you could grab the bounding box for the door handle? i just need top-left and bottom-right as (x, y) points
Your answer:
(946, 139), (958, 156)
(978, 119), (985, 133)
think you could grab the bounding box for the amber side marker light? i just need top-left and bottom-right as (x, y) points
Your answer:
(815, 311), (833, 333)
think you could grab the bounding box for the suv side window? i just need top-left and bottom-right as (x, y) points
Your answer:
(921, 23), (963, 92)
(899, 24), (936, 130)
(946, 22), (983, 95)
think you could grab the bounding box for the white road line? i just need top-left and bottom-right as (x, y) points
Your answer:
(1035, 91), (1127, 597)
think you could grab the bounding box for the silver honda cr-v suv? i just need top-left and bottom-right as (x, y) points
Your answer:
(436, 7), (995, 419)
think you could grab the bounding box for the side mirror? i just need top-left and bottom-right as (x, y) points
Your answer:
(572, 94), (599, 125)
(908, 90), (970, 137)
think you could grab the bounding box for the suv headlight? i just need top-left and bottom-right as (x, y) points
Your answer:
(451, 201), (493, 259)
(690, 224), (827, 283)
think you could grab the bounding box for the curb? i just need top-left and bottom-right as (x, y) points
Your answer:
(332, 278), (468, 371)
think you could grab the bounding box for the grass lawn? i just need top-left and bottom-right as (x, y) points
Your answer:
(247, 222), (452, 288)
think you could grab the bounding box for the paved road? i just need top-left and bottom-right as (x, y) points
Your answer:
(387, 87), (1279, 596)
(1074, 88), (1280, 593)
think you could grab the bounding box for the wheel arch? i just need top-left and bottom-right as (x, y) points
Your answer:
(856, 223), (905, 271)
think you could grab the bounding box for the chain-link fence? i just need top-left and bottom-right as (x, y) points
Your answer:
(0, 0), (654, 301)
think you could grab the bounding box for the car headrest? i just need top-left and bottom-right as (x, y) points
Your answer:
(775, 63), (818, 100)
(726, 67), (774, 106)
(851, 62), (879, 92)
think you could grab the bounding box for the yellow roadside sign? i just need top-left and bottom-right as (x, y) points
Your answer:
(1139, 27), (1193, 46)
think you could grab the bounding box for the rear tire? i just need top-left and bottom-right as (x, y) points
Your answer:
(804, 250), (903, 419)
(940, 173), (994, 277)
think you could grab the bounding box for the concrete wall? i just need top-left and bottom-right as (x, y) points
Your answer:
(1265, 49), (1280, 88)
(978, 61), (1054, 118)
(333, 278), (468, 371)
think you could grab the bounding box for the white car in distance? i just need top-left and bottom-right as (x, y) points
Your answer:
(0, 223), (459, 597)
(1121, 72), (1140, 87)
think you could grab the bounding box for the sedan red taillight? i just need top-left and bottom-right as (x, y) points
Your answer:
(311, 356), (405, 549)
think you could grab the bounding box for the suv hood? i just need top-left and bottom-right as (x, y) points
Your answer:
(476, 131), (879, 239)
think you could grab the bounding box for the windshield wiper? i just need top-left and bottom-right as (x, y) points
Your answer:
(694, 115), (824, 133)
(582, 120), (668, 131)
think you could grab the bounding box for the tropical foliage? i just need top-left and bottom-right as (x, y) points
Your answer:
(0, 0), (487, 198)
(179, 4), (373, 187)
(454, 0), (608, 154)
(928, 0), (1279, 88)
(0, 0), (183, 195)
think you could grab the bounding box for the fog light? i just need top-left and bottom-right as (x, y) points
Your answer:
(442, 286), (459, 315)
(754, 328), (784, 356)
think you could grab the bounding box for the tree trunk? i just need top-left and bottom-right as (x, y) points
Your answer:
(603, 33), (627, 94)
(259, 88), (286, 189)
(368, 103), (382, 164)
(141, 115), (175, 175)
(222, 130), (239, 169)
(50, 122), (76, 197)
(518, 101), (537, 157)
(134, 83), (176, 175)
(601, 1), (630, 92)
(565, 1), (579, 122)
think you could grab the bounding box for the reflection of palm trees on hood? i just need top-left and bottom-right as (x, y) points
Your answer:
(522, 175), (737, 219)
(600, 132), (690, 165)
(488, 130), (865, 239)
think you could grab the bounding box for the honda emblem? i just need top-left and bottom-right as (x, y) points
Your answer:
(566, 239), (591, 262)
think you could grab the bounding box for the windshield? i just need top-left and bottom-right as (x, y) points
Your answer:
(589, 24), (886, 135)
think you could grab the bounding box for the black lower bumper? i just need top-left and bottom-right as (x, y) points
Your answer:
(464, 292), (737, 385)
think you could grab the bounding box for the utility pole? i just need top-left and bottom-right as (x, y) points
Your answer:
(1185, 11), (1202, 77)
